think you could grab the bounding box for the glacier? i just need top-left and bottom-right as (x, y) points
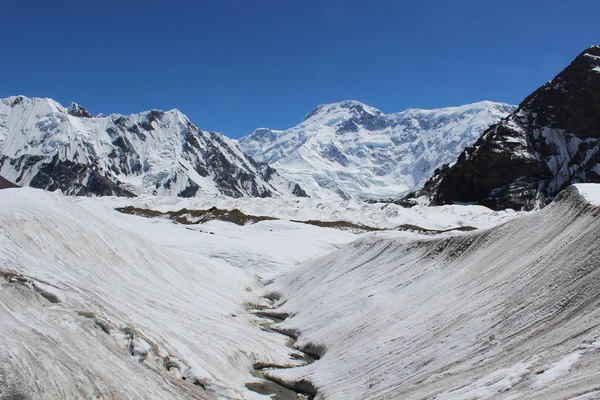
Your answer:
(2, 182), (599, 399)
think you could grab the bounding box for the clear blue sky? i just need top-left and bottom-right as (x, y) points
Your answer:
(1, 0), (598, 138)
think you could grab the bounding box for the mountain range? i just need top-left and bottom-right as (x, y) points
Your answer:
(3, 44), (600, 400)
(239, 100), (515, 199)
(0, 96), (306, 198)
(2, 46), (600, 208)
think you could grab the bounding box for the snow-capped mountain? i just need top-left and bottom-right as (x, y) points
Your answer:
(0, 96), (306, 198)
(239, 100), (515, 199)
(427, 45), (600, 210)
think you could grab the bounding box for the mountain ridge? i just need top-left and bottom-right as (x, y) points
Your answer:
(423, 45), (600, 210)
(239, 100), (515, 200)
(0, 95), (307, 199)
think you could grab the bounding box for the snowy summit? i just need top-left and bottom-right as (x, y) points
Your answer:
(239, 100), (514, 200)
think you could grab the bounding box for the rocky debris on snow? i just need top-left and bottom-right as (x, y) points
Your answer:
(116, 204), (475, 234)
(115, 205), (278, 226)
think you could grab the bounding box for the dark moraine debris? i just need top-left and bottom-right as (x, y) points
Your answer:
(0, 175), (18, 189)
(115, 206), (278, 226)
(291, 219), (383, 232)
(396, 224), (477, 234)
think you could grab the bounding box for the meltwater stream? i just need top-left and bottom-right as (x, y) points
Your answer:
(246, 295), (318, 400)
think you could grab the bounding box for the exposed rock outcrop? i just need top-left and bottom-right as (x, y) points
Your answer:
(427, 46), (600, 210)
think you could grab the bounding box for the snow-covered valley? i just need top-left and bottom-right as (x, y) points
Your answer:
(1, 184), (599, 399)
(3, 2), (599, 398)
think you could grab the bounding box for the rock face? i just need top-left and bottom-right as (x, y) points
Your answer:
(0, 96), (306, 198)
(428, 46), (600, 210)
(0, 175), (17, 189)
(239, 100), (514, 200)
(67, 102), (93, 118)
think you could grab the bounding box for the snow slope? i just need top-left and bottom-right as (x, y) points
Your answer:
(0, 184), (522, 399)
(0, 187), (334, 399)
(239, 100), (514, 199)
(2, 181), (596, 399)
(0, 96), (305, 198)
(574, 183), (600, 206)
(76, 196), (360, 276)
(266, 184), (600, 399)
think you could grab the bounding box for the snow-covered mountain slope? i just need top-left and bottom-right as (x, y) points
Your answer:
(266, 184), (600, 399)
(239, 100), (514, 199)
(0, 96), (306, 198)
(427, 45), (600, 210)
(0, 187), (352, 399)
(0, 183), (523, 399)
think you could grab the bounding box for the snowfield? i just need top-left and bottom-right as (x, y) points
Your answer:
(0, 188), (324, 399)
(0, 184), (599, 399)
(573, 183), (600, 206)
(89, 193), (520, 233)
(266, 185), (600, 399)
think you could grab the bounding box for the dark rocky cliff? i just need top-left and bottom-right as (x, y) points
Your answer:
(429, 46), (600, 210)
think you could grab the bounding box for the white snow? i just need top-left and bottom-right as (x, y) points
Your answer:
(436, 360), (534, 399)
(239, 100), (515, 199)
(0, 96), (301, 198)
(0, 187), (330, 399)
(535, 352), (581, 387)
(95, 190), (520, 233)
(265, 186), (600, 399)
(0, 184), (524, 399)
(1, 179), (598, 399)
(76, 195), (360, 276)
(574, 183), (600, 205)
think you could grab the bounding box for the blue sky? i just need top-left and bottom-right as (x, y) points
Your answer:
(1, 0), (598, 138)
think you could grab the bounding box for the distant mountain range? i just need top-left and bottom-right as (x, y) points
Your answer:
(239, 100), (514, 199)
(415, 45), (600, 210)
(0, 96), (306, 198)
(3, 46), (598, 205)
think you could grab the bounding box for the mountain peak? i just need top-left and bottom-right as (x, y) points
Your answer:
(1, 95), (65, 114)
(396, 100), (515, 118)
(428, 45), (600, 210)
(585, 44), (600, 53)
(67, 102), (92, 118)
(582, 46), (600, 73)
(302, 100), (382, 122)
(519, 44), (600, 139)
(0, 96), (306, 199)
(240, 99), (514, 200)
